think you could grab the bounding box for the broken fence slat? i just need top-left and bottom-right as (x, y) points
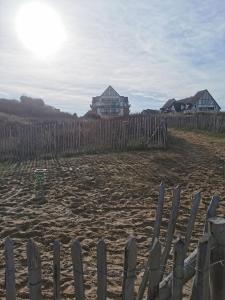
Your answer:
(97, 240), (107, 300)
(5, 238), (16, 300)
(122, 237), (137, 300)
(71, 240), (85, 300)
(27, 239), (42, 300)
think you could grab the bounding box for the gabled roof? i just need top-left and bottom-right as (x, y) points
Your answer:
(161, 98), (176, 110)
(177, 90), (207, 105)
(177, 89), (221, 109)
(101, 86), (120, 97)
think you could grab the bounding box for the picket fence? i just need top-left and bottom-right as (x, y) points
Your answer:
(0, 115), (167, 161)
(166, 112), (225, 133)
(3, 183), (224, 299)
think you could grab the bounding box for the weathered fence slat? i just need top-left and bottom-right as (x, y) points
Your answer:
(152, 182), (165, 244)
(184, 192), (201, 255)
(208, 217), (225, 300)
(5, 238), (16, 300)
(27, 239), (42, 300)
(171, 238), (185, 300)
(0, 115), (167, 161)
(204, 195), (220, 233)
(137, 182), (165, 300)
(190, 234), (210, 300)
(53, 240), (60, 300)
(166, 113), (225, 133)
(2, 188), (224, 300)
(147, 238), (161, 300)
(97, 240), (107, 300)
(71, 240), (85, 300)
(122, 237), (137, 300)
(160, 186), (181, 278)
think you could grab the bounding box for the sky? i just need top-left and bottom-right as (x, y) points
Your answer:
(0, 0), (225, 116)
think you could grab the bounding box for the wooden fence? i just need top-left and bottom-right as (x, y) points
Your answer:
(0, 115), (167, 161)
(166, 113), (225, 133)
(3, 183), (225, 299)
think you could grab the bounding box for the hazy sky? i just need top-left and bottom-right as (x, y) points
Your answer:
(1, 0), (225, 115)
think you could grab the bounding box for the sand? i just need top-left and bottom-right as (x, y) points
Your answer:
(0, 129), (225, 299)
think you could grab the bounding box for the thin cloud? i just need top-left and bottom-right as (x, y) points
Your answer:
(0, 0), (224, 115)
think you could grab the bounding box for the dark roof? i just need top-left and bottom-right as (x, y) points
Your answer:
(142, 109), (159, 114)
(176, 90), (207, 105)
(161, 98), (176, 110)
(81, 110), (101, 120)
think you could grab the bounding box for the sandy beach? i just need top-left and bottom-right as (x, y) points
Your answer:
(0, 129), (225, 299)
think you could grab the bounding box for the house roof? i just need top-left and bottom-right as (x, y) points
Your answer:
(177, 89), (221, 109)
(81, 110), (101, 120)
(161, 89), (221, 110)
(161, 98), (176, 110)
(177, 90), (206, 105)
(101, 86), (120, 97)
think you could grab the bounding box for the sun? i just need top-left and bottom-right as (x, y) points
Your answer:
(15, 2), (66, 59)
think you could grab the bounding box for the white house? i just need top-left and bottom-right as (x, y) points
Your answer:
(91, 86), (130, 118)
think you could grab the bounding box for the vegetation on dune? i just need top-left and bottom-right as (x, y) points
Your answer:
(0, 95), (77, 124)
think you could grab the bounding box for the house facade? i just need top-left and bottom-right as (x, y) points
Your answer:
(161, 90), (221, 113)
(91, 86), (130, 118)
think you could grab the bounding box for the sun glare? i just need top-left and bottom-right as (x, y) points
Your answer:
(15, 2), (66, 59)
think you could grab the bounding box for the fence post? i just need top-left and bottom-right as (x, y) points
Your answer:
(53, 241), (60, 300)
(137, 183), (165, 300)
(184, 192), (201, 255)
(122, 237), (137, 300)
(5, 238), (16, 300)
(71, 240), (85, 300)
(160, 186), (181, 279)
(152, 182), (165, 245)
(171, 238), (185, 300)
(204, 196), (220, 233)
(97, 240), (107, 300)
(147, 238), (161, 300)
(191, 234), (210, 300)
(208, 217), (225, 300)
(27, 239), (42, 300)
